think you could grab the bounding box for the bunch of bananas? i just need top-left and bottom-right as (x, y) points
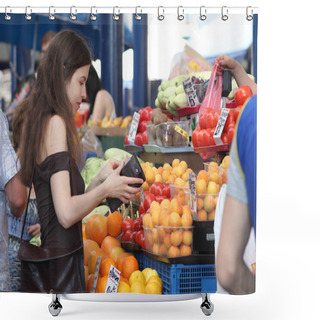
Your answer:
(155, 71), (211, 116)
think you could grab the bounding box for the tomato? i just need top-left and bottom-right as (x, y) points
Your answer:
(139, 203), (145, 215)
(224, 113), (235, 133)
(234, 106), (242, 122)
(221, 132), (228, 144)
(162, 183), (171, 198)
(192, 129), (200, 147)
(135, 132), (143, 146)
(197, 130), (204, 147)
(121, 218), (134, 232)
(142, 130), (148, 145)
(124, 135), (129, 145)
(209, 128), (216, 146)
(135, 229), (144, 247)
(150, 182), (163, 196)
(235, 86), (253, 106)
(121, 230), (134, 242)
(227, 127), (235, 144)
(132, 231), (137, 242)
(212, 113), (219, 128)
(206, 110), (214, 129)
(132, 217), (142, 232)
(199, 113), (207, 129)
(138, 120), (148, 133)
(201, 129), (209, 147)
(143, 193), (156, 211)
(138, 108), (149, 122)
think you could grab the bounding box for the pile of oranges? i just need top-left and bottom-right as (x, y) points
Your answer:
(82, 210), (163, 294)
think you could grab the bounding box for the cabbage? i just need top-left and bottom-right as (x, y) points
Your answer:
(29, 235), (41, 247)
(81, 157), (108, 189)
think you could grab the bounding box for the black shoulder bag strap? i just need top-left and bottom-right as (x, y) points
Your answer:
(20, 167), (35, 243)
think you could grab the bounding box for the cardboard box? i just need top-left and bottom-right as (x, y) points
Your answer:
(82, 125), (128, 137)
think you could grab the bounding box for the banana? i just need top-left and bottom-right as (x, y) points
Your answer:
(167, 95), (177, 109)
(165, 102), (178, 116)
(163, 86), (177, 98)
(175, 84), (185, 95)
(155, 98), (161, 109)
(173, 93), (188, 108)
(157, 91), (166, 109)
(160, 80), (170, 91)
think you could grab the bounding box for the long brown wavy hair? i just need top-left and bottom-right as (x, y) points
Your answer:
(19, 29), (91, 186)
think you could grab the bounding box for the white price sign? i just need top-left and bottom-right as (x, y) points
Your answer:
(188, 172), (198, 220)
(213, 108), (230, 145)
(128, 112), (140, 145)
(90, 255), (101, 293)
(105, 265), (121, 293)
(183, 78), (200, 107)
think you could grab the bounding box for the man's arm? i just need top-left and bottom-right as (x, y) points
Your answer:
(216, 195), (255, 294)
(5, 172), (27, 218)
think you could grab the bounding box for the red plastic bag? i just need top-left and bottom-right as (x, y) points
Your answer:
(197, 60), (222, 120)
(195, 61), (222, 159)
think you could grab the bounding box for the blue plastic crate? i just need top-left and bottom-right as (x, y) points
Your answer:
(134, 251), (145, 269)
(142, 254), (217, 294)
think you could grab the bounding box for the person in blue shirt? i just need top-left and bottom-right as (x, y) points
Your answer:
(216, 94), (257, 294)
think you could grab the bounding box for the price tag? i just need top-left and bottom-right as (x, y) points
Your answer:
(90, 255), (101, 293)
(128, 112), (140, 145)
(213, 108), (230, 145)
(140, 189), (144, 204)
(182, 78), (200, 107)
(105, 265), (121, 293)
(174, 125), (189, 140)
(188, 172), (198, 220)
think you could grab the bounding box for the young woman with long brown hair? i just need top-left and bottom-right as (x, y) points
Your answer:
(19, 30), (143, 293)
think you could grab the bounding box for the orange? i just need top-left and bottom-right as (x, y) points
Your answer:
(83, 239), (99, 266)
(170, 198), (183, 216)
(88, 248), (107, 274)
(86, 273), (100, 293)
(100, 257), (117, 277)
(122, 255), (139, 279)
(172, 159), (180, 167)
(96, 276), (109, 293)
(82, 224), (87, 240)
(197, 170), (208, 184)
(116, 252), (133, 273)
(84, 265), (89, 283)
(180, 244), (192, 256)
(195, 179), (207, 194)
(85, 214), (108, 245)
(109, 246), (125, 262)
(145, 167), (155, 184)
(101, 235), (121, 256)
(107, 211), (123, 237)
(197, 209), (207, 221)
(119, 276), (130, 285)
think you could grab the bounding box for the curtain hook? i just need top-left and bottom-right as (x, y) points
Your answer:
(157, 6), (165, 21)
(135, 6), (142, 20)
(25, 6), (32, 21)
(246, 6), (253, 21)
(177, 6), (184, 21)
(221, 6), (228, 21)
(49, 6), (55, 20)
(90, 6), (97, 21)
(113, 6), (120, 21)
(5, 6), (11, 21)
(70, 6), (77, 21)
(200, 6), (207, 21)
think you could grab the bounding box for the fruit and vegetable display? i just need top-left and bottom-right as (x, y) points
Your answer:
(81, 150), (230, 294)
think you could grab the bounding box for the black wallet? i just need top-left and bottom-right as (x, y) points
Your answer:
(107, 155), (146, 212)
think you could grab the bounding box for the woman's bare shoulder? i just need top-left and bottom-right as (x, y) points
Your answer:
(44, 115), (68, 155)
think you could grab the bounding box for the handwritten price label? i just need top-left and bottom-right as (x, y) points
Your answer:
(182, 78), (200, 107)
(105, 265), (121, 293)
(128, 112), (140, 145)
(213, 108), (230, 145)
(188, 172), (198, 220)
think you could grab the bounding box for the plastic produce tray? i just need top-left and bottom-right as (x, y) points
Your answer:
(142, 254), (217, 294)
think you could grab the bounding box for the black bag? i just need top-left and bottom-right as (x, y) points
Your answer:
(107, 154), (146, 212)
(18, 163), (85, 293)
